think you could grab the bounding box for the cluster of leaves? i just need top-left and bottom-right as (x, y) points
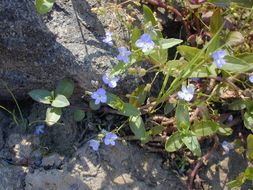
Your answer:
(28, 79), (85, 125)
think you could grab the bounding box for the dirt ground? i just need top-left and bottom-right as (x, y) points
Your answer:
(0, 103), (252, 190)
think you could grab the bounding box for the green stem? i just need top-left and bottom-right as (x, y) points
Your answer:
(3, 82), (24, 123)
(156, 23), (225, 106)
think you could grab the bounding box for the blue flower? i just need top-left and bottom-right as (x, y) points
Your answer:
(227, 115), (233, 122)
(178, 84), (195, 102)
(102, 31), (113, 46)
(221, 141), (234, 154)
(88, 139), (100, 151)
(116, 47), (132, 63)
(249, 75), (253, 84)
(35, 125), (45, 135)
(91, 88), (107, 105)
(104, 132), (118, 146)
(135, 33), (155, 52)
(212, 50), (227, 68)
(102, 74), (119, 88)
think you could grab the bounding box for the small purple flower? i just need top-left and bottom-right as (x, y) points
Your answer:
(249, 75), (253, 84)
(227, 115), (233, 122)
(102, 31), (113, 46)
(88, 139), (100, 151)
(104, 132), (118, 146)
(212, 50), (227, 68)
(135, 33), (155, 53)
(116, 47), (132, 63)
(221, 141), (234, 154)
(91, 88), (107, 105)
(178, 84), (195, 102)
(102, 74), (119, 88)
(35, 125), (45, 135)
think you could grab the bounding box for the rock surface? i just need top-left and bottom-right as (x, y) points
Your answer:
(0, 0), (131, 99)
(0, 167), (26, 190)
(25, 143), (186, 190)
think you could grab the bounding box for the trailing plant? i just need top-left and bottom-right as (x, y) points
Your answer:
(34, 0), (253, 188)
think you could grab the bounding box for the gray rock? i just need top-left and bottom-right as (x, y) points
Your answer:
(25, 142), (186, 190)
(0, 167), (26, 190)
(7, 134), (33, 160)
(0, 0), (132, 100)
(41, 153), (64, 168)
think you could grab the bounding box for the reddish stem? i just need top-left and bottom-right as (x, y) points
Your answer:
(144, 0), (191, 37)
(187, 135), (219, 190)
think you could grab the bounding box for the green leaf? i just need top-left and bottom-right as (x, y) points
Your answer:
(89, 100), (101, 110)
(206, 34), (221, 55)
(46, 107), (61, 126)
(227, 173), (246, 188)
(182, 133), (201, 156)
(247, 134), (253, 161)
(121, 103), (141, 117)
(107, 93), (141, 117)
(129, 115), (147, 141)
(35, 0), (55, 15)
(28, 89), (52, 104)
(143, 5), (158, 26)
(244, 112), (253, 131)
(164, 102), (176, 115)
(107, 93), (124, 111)
(222, 56), (253, 73)
(165, 132), (184, 152)
(245, 167), (253, 180)
(210, 9), (223, 35)
(110, 61), (130, 77)
(159, 38), (183, 49)
(177, 45), (204, 62)
(190, 64), (217, 78)
(149, 48), (168, 64)
(237, 53), (253, 63)
(51, 94), (70, 108)
(55, 79), (74, 98)
(217, 126), (233, 136)
(73, 109), (85, 122)
(143, 5), (163, 38)
(228, 99), (247, 110)
(148, 125), (164, 136)
(226, 31), (244, 47)
(131, 27), (141, 50)
(192, 120), (219, 137)
(176, 103), (190, 131)
(129, 85), (147, 107)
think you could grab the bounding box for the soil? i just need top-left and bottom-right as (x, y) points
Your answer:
(0, 103), (252, 190)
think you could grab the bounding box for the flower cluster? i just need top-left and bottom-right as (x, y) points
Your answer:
(88, 131), (118, 151)
(91, 32), (155, 105)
